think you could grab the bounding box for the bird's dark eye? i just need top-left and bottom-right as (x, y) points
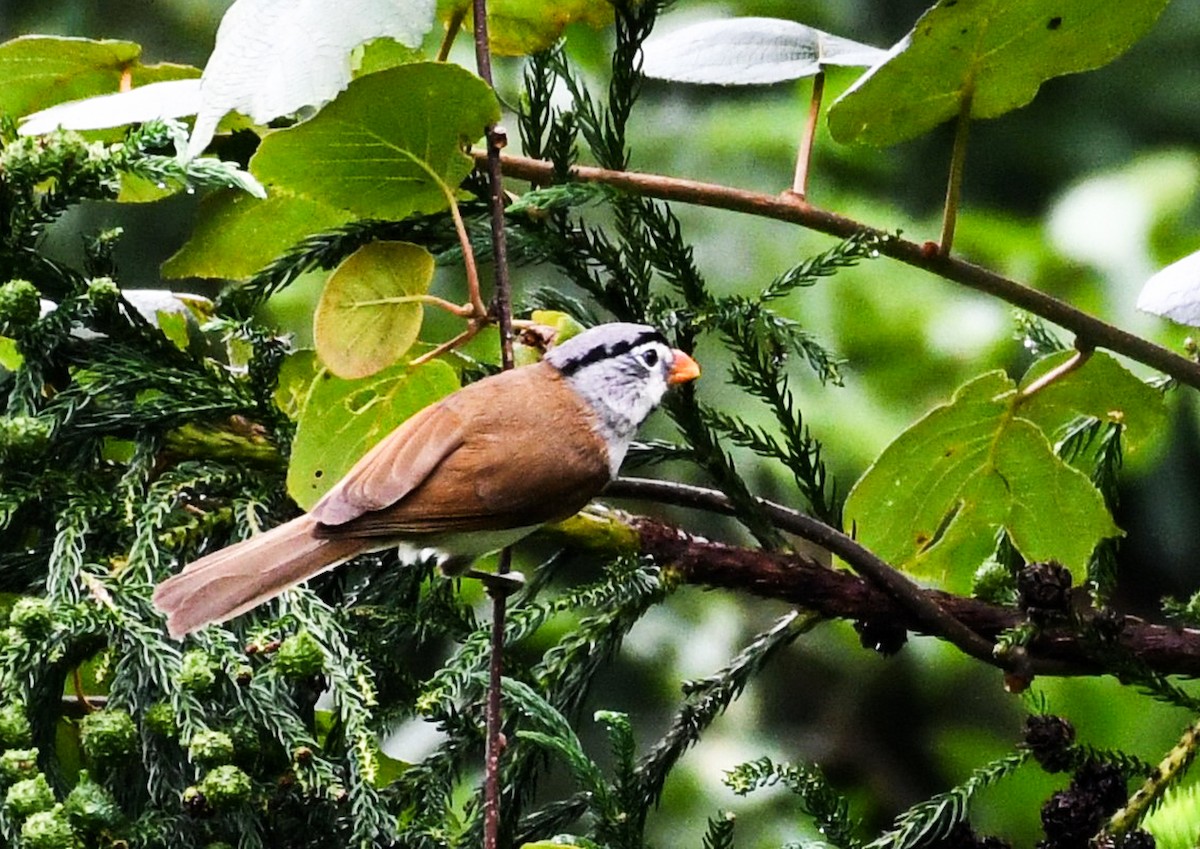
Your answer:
(641, 348), (659, 368)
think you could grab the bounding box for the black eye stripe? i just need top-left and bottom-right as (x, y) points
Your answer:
(554, 329), (668, 377)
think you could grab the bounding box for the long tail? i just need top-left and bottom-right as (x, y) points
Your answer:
(152, 515), (363, 639)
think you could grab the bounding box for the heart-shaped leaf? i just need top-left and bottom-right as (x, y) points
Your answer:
(250, 62), (500, 221)
(1018, 351), (1167, 455)
(829, 0), (1171, 146)
(641, 17), (884, 85)
(314, 242), (435, 379)
(845, 370), (1121, 591)
(287, 359), (459, 509)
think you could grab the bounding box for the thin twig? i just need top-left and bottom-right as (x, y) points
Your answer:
(472, 2), (515, 848)
(939, 86), (973, 254)
(1103, 716), (1200, 838)
(479, 151), (1200, 391)
(790, 70), (825, 198)
(605, 477), (1000, 666)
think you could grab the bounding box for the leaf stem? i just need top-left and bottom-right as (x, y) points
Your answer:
(1016, 341), (1095, 403)
(437, 8), (466, 62)
(481, 150), (1200, 391)
(445, 194), (489, 319)
(790, 70), (825, 198)
(408, 325), (480, 366)
(939, 85), (973, 255)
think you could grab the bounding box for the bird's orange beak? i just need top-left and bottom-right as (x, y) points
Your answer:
(668, 350), (701, 384)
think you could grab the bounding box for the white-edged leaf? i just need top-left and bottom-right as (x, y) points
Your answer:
(1137, 250), (1200, 326)
(18, 79), (201, 135)
(187, 0), (436, 157)
(641, 17), (885, 85)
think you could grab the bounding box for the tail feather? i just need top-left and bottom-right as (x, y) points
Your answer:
(152, 516), (363, 638)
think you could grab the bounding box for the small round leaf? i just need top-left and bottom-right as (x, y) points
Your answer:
(314, 241), (435, 379)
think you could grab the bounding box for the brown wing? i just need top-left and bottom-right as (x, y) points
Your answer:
(309, 399), (467, 526)
(316, 363), (613, 538)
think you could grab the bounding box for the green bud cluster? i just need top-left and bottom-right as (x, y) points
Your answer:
(0, 132), (118, 200)
(0, 417), (53, 457)
(84, 277), (120, 311)
(64, 770), (121, 833)
(0, 702), (34, 749)
(20, 805), (79, 849)
(0, 280), (41, 329)
(188, 729), (235, 766)
(8, 598), (53, 639)
(177, 650), (218, 693)
(5, 773), (54, 817)
(0, 748), (39, 784)
(198, 765), (252, 808)
(275, 631), (326, 681)
(143, 702), (178, 737)
(79, 709), (138, 762)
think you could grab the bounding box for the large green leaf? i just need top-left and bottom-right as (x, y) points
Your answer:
(161, 189), (353, 281)
(844, 371), (1120, 591)
(250, 62), (500, 221)
(314, 242), (434, 379)
(1018, 351), (1168, 454)
(828, 0), (1171, 146)
(438, 0), (613, 56)
(0, 35), (198, 118)
(287, 359), (459, 509)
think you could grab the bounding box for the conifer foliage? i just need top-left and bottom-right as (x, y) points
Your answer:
(0, 1), (1196, 848)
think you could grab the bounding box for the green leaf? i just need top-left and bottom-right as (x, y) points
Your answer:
(353, 38), (424, 78)
(273, 350), (321, 421)
(828, 0), (1171, 146)
(0, 35), (198, 118)
(314, 242), (434, 379)
(250, 63), (500, 220)
(438, 0), (614, 57)
(1019, 351), (1168, 454)
(161, 189), (353, 281)
(287, 359), (459, 509)
(0, 337), (22, 371)
(845, 371), (1121, 591)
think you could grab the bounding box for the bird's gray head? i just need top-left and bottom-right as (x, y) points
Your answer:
(546, 323), (699, 472)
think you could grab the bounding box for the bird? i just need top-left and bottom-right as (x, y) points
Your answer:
(152, 322), (700, 638)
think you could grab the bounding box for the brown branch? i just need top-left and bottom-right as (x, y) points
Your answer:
(607, 477), (998, 665)
(472, 4), (515, 849)
(476, 151), (1200, 391)
(617, 512), (1200, 677)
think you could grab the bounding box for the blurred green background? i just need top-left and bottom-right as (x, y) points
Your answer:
(6, 0), (1200, 845)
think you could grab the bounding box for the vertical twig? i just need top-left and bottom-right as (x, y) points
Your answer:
(471, 2), (516, 848)
(790, 70), (825, 198)
(939, 85), (973, 255)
